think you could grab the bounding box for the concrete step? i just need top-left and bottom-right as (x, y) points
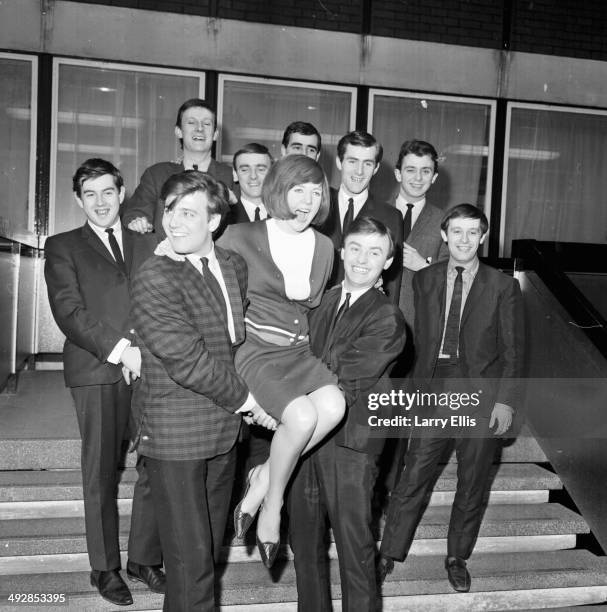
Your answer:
(0, 468), (139, 502)
(0, 488), (552, 520)
(0, 489), (554, 521)
(0, 502), (587, 559)
(1, 550), (606, 611)
(0, 440), (137, 470)
(0, 463), (561, 503)
(0, 530), (581, 576)
(0, 433), (547, 470)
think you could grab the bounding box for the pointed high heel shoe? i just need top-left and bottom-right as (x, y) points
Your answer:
(233, 467), (262, 539)
(256, 534), (280, 569)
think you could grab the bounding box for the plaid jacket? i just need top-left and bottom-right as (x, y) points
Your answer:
(131, 245), (249, 460)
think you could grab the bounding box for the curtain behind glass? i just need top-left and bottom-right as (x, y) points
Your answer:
(53, 64), (200, 235)
(503, 107), (607, 256)
(0, 58), (32, 237)
(219, 79), (354, 188)
(370, 95), (492, 210)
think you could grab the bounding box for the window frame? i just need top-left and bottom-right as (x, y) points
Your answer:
(500, 101), (607, 256)
(0, 51), (38, 243)
(48, 57), (205, 236)
(368, 88), (497, 243)
(216, 73), (358, 163)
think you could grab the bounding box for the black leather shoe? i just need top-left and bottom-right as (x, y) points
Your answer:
(127, 560), (166, 594)
(90, 569), (133, 606)
(445, 557), (471, 592)
(377, 555), (395, 585)
(256, 534), (280, 569)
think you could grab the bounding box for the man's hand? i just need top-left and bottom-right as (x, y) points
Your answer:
(227, 188), (238, 205)
(127, 217), (154, 234)
(489, 402), (514, 436)
(120, 346), (141, 382)
(248, 404), (278, 431)
(402, 243), (429, 272)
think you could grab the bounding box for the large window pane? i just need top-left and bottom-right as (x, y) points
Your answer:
(51, 60), (203, 235)
(369, 91), (495, 213)
(0, 54), (35, 240)
(218, 76), (356, 186)
(502, 105), (607, 256)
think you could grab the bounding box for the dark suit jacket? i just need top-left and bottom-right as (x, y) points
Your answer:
(225, 199), (253, 225)
(122, 160), (234, 239)
(216, 199), (255, 239)
(130, 246), (249, 461)
(44, 224), (156, 388)
(319, 188), (403, 303)
(399, 201), (449, 328)
(309, 286), (407, 455)
(412, 260), (524, 415)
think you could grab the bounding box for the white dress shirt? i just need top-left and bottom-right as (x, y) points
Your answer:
(240, 197), (268, 222)
(395, 195), (426, 231)
(338, 188), (368, 229)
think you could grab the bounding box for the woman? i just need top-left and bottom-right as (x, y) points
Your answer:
(219, 155), (345, 568)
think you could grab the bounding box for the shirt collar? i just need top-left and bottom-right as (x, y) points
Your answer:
(240, 197), (267, 218)
(338, 187), (368, 211)
(186, 244), (217, 269)
(340, 281), (371, 306)
(395, 194), (425, 213)
(448, 257), (479, 279)
(87, 218), (122, 239)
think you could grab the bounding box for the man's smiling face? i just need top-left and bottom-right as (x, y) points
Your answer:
(441, 217), (487, 265)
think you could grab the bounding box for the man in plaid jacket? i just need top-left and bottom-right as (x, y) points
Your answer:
(131, 170), (274, 611)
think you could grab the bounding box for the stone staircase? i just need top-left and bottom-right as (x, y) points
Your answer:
(1, 371), (607, 611)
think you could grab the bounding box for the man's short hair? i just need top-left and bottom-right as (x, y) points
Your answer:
(72, 158), (123, 197)
(396, 139), (439, 173)
(175, 98), (217, 129)
(262, 154), (330, 226)
(441, 203), (489, 235)
(336, 130), (383, 164)
(232, 142), (273, 170)
(160, 171), (229, 219)
(343, 216), (395, 259)
(281, 121), (322, 150)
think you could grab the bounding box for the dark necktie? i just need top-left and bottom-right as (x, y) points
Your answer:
(201, 257), (227, 319)
(442, 266), (465, 358)
(254, 206), (261, 221)
(334, 292), (351, 326)
(342, 198), (354, 236)
(105, 228), (126, 274)
(324, 292), (351, 359)
(402, 203), (413, 241)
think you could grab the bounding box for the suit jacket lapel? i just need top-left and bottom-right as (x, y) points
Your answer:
(461, 263), (487, 328)
(432, 264), (448, 354)
(122, 230), (135, 276)
(216, 247), (245, 344)
(409, 204), (432, 243)
(321, 289), (342, 358)
(81, 223), (119, 269)
(330, 190), (342, 246)
(359, 195), (373, 218)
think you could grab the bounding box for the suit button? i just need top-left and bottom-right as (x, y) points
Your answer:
(142, 435), (149, 441)
(294, 319), (299, 324)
